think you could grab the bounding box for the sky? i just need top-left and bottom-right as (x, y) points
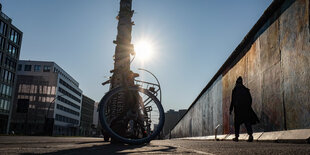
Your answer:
(1, 0), (272, 112)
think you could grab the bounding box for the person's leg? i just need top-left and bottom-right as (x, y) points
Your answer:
(245, 122), (253, 135)
(245, 122), (253, 142)
(233, 121), (240, 142)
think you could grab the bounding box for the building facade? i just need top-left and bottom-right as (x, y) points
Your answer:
(10, 60), (82, 136)
(92, 102), (102, 136)
(0, 4), (23, 134)
(80, 95), (94, 136)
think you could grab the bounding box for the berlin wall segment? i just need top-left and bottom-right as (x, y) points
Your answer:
(171, 0), (310, 138)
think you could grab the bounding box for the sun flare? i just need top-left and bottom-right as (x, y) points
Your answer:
(134, 40), (153, 61)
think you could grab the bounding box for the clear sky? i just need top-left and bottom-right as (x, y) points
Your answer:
(1, 0), (272, 112)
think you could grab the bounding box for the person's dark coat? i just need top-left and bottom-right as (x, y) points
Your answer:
(230, 83), (259, 125)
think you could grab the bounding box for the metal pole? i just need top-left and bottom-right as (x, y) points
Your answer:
(46, 94), (65, 118)
(45, 94), (65, 136)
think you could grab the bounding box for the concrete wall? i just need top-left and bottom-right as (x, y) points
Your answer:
(280, 0), (310, 129)
(171, 0), (310, 138)
(172, 76), (223, 137)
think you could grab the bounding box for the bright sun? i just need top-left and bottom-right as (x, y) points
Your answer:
(134, 40), (153, 61)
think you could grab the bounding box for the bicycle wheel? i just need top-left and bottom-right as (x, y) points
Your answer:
(99, 86), (165, 145)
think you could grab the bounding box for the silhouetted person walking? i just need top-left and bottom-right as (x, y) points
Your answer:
(230, 76), (259, 142)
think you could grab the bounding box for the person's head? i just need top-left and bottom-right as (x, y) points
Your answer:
(236, 76), (243, 84)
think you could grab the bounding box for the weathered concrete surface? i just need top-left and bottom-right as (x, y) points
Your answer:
(260, 17), (285, 132)
(257, 131), (285, 142)
(171, 76), (223, 138)
(277, 129), (310, 142)
(171, 108), (191, 138)
(171, 0), (310, 138)
(279, 0), (310, 130)
(246, 42), (263, 132)
(261, 61), (284, 131)
(192, 96), (203, 137)
(202, 76), (223, 136)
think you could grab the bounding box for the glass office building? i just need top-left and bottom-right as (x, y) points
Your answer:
(10, 61), (82, 136)
(0, 4), (23, 134)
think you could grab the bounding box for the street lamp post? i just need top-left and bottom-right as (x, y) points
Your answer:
(44, 94), (65, 136)
(46, 94), (66, 118)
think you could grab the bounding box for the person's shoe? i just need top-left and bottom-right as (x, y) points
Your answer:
(233, 137), (239, 142)
(247, 135), (253, 142)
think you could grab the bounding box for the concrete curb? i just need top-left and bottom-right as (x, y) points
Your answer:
(176, 129), (310, 144)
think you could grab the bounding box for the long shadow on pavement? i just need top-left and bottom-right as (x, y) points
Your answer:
(21, 142), (177, 155)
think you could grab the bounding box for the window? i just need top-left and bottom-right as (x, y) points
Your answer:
(0, 52), (2, 64)
(43, 86), (47, 94)
(17, 64), (22, 71)
(2, 70), (7, 82)
(7, 72), (12, 83)
(56, 104), (79, 116)
(6, 85), (11, 96)
(1, 84), (4, 95)
(47, 86), (51, 95)
(43, 65), (51, 72)
(0, 36), (5, 50)
(5, 57), (16, 70)
(0, 99), (3, 109)
(57, 95), (80, 110)
(7, 44), (18, 58)
(5, 101), (10, 110)
(34, 65), (41, 72)
(0, 83), (12, 97)
(9, 28), (20, 45)
(0, 21), (7, 35)
(30, 85), (37, 94)
(59, 79), (82, 96)
(58, 87), (81, 103)
(24, 65), (31, 71)
(51, 86), (56, 95)
(0, 99), (9, 111)
(55, 114), (79, 124)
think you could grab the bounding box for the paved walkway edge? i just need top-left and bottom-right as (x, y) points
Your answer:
(175, 129), (310, 144)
